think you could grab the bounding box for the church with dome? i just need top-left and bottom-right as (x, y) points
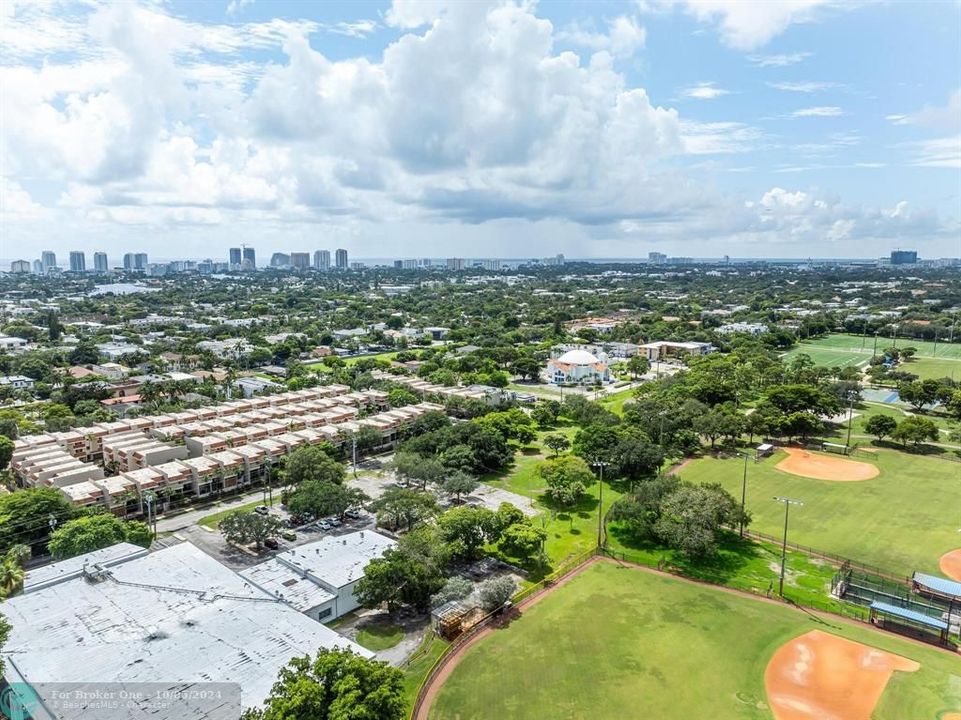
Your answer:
(546, 348), (612, 386)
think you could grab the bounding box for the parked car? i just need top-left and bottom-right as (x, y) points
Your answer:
(344, 508), (363, 520)
(280, 530), (296, 541)
(254, 506), (269, 516)
(316, 521), (332, 532)
(264, 538), (280, 549)
(327, 517), (342, 527)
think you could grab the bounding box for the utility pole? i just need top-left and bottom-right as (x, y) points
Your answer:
(352, 435), (358, 478)
(144, 493), (156, 540)
(774, 496), (803, 597)
(872, 331), (878, 358)
(592, 461), (610, 548)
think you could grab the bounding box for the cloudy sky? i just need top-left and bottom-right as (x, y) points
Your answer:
(1, 0), (959, 262)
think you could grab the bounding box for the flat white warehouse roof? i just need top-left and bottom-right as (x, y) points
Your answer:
(239, 558), (336, 612)
(1, 542), (370, 719)
(271, 531), (396, 590)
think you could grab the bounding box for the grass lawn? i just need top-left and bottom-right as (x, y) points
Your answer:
(403, 635), (450, 709)
(429, 562), (960, 720)
(598, 386), (638, 416)
(306, 351), (399, 372)
(197, 499), (267, 529)
(482, 442), (621, 570)
(355, 620), (404, 651)
(678, 448), (961, 575)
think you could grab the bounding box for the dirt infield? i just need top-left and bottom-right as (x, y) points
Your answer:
(776, 447), (879, 482)
(939, 549), (961, 582)
(765, 629), (919, 720)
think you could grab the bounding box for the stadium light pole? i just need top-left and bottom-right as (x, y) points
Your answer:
(736, 452), (750, 537)
(592, 460), (610, 549)
(845, 392), (855, 448)
(774, 496), (803, 597)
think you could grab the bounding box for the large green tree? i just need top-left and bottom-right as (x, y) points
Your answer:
(241, 649), (404, 720)
(219, 511), (284, 550)
(286, 481), (368, 520)
(538, 455), (594, 507)
(48, 514), (151, 560)
(0, 488), (81, 554)
(369, 487), (438, 531)
(284, 446), (346, 488)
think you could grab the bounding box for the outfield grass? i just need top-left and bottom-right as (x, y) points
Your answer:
(429, 562), (960, 720)
(679, 448), (961, 575)
(606, 527), (849, 613)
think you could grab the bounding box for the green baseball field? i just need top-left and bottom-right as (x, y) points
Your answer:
(427, 562), (960, 720)
(678, 447), (961, 576)
(783, 333), (961, 381)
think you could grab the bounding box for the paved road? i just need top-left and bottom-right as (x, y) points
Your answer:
(155, 489), (271, 532)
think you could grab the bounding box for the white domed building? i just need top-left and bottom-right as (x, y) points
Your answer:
(547, 348), (611, 385)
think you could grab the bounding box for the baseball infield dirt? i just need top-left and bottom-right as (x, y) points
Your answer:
(765, 629), (919, 720)
(776, 447), (879, 482)
(939, 549), (961, 582)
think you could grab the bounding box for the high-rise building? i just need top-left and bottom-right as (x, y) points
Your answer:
(446, 258), (465, 271)
(335, 249), (348, 269)
(69, 251), (86, 272)
(41, 251), (57, 273)
(10, 260), (30, 274)
(314, 250), (331, 271)
(481, 259), (501, 271)
(270, 252), (291, 268)
(124, 253), (148, 270)
(403, 259), (419, 269)
(290, 252), (310, 269)
(32, 259), (43, 274)
(229, 247), (242, 266)
(242, 247), (256, 269)
(890, 250), (918, 265)
(648, 252), (667, 265)
(93, 252), (108, 272)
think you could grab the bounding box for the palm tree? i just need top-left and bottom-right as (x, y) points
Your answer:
(6, 544), (31, 567)
(0, 558), (26, 599)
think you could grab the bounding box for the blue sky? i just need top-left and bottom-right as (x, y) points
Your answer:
(1, 0), (959, 261)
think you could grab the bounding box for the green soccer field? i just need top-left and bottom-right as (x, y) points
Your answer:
(428, 562), (960, 720)
(678, 448), (961, 575)
(784, 334), (961, 380)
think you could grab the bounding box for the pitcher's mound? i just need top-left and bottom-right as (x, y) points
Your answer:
(765, 629), (919, 720)
(939, 549), (961, 582)
(776, 447), (879, 482)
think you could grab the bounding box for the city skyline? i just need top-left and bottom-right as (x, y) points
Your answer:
(1, 1), (958, 259)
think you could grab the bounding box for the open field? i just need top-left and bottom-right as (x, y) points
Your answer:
(679, 448), (961, 575)
(306, 351), (399, 371)
(784, 334), (961, 380)
(428, 562), (960, 720)
(482, 438), (621, 569)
